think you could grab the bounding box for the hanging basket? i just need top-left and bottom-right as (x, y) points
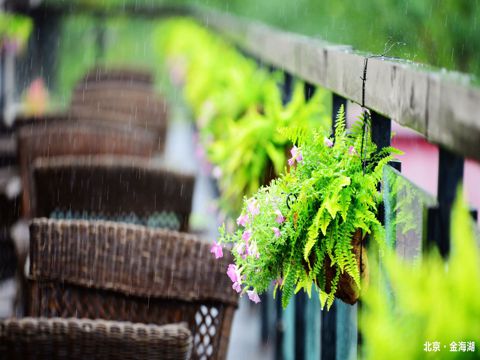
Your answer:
(324, 229), (369, 305)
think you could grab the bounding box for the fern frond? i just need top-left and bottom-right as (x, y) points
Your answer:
(326, 269), (340, 309)
(333, 104), (346, 141)
(281, 262), (297, 309)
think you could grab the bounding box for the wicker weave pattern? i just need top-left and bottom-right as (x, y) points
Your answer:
(71, 80), (168, 152)
(49, 209), (182, 231)
(0, 317), (192, 360)
(33, 156), (195, 231)
(29, 219), (238, 360)
(29, 283), (233, 359)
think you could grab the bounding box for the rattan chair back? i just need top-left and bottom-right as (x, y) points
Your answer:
(78, 67), (154, 86)
(71, 82), (168, 152)
(33, 155), (195, 232)
(17, 121), (157, 217)
(0, 317), (192, 360)
(29, 219), (238, 360)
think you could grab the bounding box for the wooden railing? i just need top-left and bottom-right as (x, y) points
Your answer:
(17, 2), (480, 161)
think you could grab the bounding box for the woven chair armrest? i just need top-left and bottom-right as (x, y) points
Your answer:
(0, 317), (192, 360)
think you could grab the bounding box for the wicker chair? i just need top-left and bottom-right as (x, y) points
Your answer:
(70, 81), (168, 152)
(33, 155), (195, 232)
(28, 219), (239, 360)
(0, 317), (192, 359)
(17, 121), (157, 218)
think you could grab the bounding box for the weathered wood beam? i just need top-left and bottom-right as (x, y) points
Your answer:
(194, 9), (480, 161)
(10, 3), (480, 161)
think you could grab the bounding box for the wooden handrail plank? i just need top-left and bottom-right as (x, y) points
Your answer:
(19, 3), (480, 160)
(197, 8), (480, 160)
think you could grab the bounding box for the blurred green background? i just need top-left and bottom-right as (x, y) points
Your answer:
(40, 0), (480, 102)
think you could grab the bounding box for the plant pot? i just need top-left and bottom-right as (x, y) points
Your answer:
(324, 229), (369, 305)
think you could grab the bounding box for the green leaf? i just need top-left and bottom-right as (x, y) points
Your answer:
(304, 207), (323, 261)
(294, 272), (312, 298)
(319, 209), (332, 236)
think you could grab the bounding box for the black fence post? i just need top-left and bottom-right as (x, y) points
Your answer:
(291, 81), (317, 360)
(370, 111), (392, 225)
(14, 6), (61, 100)
(321, 93), (348, 360)
(354, 110), (392, 355)
(370, 111), (391, 151)
(427, 148), (465, 257)
(274, 71), (294, 360)
(95, 13), (106, 63)
(0, 49), (6, 132)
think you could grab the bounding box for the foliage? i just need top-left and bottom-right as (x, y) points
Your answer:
(56, 15), (158, 105)
(218, 108), (400, 309)
(155, 19), (330, 215)
(208, 83), (329, 214)
(51, 0), (480, 78)
(0, 12), (32, 53)
(360, 189), (480, 359)
(383, 165), (437, 248)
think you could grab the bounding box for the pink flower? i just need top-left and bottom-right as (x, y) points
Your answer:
(24, 78), (49, 116)
(272, 227), (281, 238)
(275, 209), (285, 224)
(248, 242), (260, 259)
(3, 39), (17, 53)
(195, 144), (205, 160)
(288, 146), (303, 166)
(227, 264), (241, 284)
(210, 241), (223, 259)
(275, 278), (283, 286)
(235, 242), (246, 256)
(247, 199), (260, 216)
(324, 138), (334, 147)
(348, 146), (357, 155)
(236, 213), (249, 227)
(212, 166), (222, 179)
(242, 230), (252, 242)
(247, 290), (261, 304)
(232, 282), (242, 293)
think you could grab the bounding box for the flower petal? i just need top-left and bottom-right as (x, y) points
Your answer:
(275, 210), (285, 224)
(324, 138), (334, 147)
(232, 282), (242, 293)
(242, 230), (252, 242)
(227, 264), (239, 283)
(247, 290), (261, 304)
(272, 227), (281, 238)
(210, 242), (223, 259)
